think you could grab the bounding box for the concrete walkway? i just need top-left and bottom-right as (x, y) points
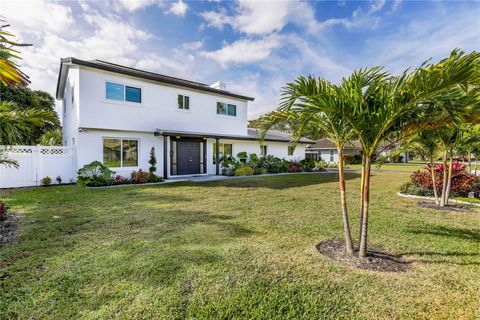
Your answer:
(165, 171), (338, 183)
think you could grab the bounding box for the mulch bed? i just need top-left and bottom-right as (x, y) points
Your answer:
(417, 201), (472, 213)
(0, 214), (20, 247)
(317, 239), (411, 272)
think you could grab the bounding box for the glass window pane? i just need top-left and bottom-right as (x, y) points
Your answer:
(122, 140), (138, 167)
(184, 96), (189, 109)
(224, 144), (232, 158)
(227, 104), (236, 116)
(216, 102), (226, 115)
(178, 95), (184, 109)
(106, 82), (124, 101)
(125, 86), (141, 103)
(103, 138), (121, 167)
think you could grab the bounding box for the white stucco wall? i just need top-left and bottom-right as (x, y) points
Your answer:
(78, 67), (249, 136)
(76, 129), (164, 179)
(61, 66), (80, 148)
(318, 149), (339, 163)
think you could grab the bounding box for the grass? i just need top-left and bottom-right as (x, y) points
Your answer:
(453, 197), (480, 204)
(349, 161), (428, 172)
(1, 172), (479, 319)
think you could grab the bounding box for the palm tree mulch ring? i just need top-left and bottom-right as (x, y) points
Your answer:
(317, 239), (411, 272)
(0, 214), (19, 247)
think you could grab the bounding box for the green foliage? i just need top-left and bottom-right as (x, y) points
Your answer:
(0, 200), (8, 221)
(0, 22), (30, 86)
(131, 169), (149, 184)
(0, 149), (18, 168)
(237, 151), (248, 162)
(77, 161), (115, 188)
(400, 181), (434, 197)
(55, 176), (62, 184)
(148, 173), (163, 183)
(148, 147), (157, 174)
(38, 128), (62, 146)
(40, 176), (52, 186)
(234, 164), (254, 176)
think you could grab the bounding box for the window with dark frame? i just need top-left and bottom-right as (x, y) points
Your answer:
(105, 82), (141, 103)
(103, 138), (138, 167)
(260, 145), (267, 156)
(288, 145), (295, 156)
(216, 102), (236, 116)
(213, 143), (233, 164)
(178, 94), (190, 110)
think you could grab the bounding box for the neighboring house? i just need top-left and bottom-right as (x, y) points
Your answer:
(306, 138), (408, 163)
(56, 58), (309, 179)
(305, 139), (361, 163)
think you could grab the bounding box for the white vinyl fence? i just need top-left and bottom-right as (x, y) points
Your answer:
(0, 145), (76, 188)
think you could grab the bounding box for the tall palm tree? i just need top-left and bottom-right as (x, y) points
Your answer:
(340, 50), (479, 257)
(257, 76), (357, 254)
(0, 21), (30, 87)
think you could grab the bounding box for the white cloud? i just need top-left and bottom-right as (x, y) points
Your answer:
(389, 0), (403, 14)
(2, 0), (74, 37)
(168, 0), (188, 16)
(200, 35), (283, 67)
(116, 0), (163, 12)
(180, 40), (204, 51)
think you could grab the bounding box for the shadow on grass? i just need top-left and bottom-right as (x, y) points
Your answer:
(209, 172), (361, 190)
(404, 224), (480, 266)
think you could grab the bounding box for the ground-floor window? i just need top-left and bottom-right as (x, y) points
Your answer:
(213, 143), (233, 164)
(288, 145), (295, 156)
(330, 150), (335, 162)
(260, 145), (267, 156)
(103, 138), (138, 167)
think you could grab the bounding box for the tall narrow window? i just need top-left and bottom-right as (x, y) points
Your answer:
(103, 138), (138, 167)
(213, 143), (233, 164)
(330, 150), (335, 162)
(178, 95), (190, 110)
(260, 145), (267, 156)
(288, 145), (295, 156)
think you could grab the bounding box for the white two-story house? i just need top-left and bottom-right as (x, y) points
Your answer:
(56, 58), (309, 179)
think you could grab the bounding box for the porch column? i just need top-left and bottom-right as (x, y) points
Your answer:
(215, 137), (220, 175)
(163, 135), (168, 179)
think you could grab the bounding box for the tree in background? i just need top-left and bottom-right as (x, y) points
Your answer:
(0, 84), (59, 144)
(38, 128), (62, 146)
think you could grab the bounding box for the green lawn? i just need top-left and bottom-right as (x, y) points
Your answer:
(1, 172), (479, 319)
(350, 161), (428, 172)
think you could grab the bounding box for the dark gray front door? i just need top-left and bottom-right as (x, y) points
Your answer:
(177, 141), (201, 175)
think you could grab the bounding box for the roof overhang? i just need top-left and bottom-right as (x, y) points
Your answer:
(55, 57), (255, 101)
(155, 129), (312, 144)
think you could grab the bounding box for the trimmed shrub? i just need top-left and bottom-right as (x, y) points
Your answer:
(299, 159), (316, 172)
(41, 176), (52, 186)
(400, 181), (433, 197)
(234, 164), (254, 176)
(112, 175), (129, 185)
(131, 169), (149, 184)
(148, 173), (163, 183)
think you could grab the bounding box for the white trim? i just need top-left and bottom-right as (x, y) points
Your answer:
(397, 192), (480, 207)
(101, 136), (140, 169)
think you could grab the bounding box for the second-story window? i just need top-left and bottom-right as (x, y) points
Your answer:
(216, 102), (236, 116)
(178, 94), (190, 110)
(106, 82), (141, 103)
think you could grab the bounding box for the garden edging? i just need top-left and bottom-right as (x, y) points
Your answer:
(397, 192), (480, 207)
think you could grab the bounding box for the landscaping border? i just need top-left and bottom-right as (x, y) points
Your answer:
(397, 192), (480, 207)
(86, 181), (166, 189)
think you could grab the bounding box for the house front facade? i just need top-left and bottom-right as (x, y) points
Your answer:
(56, 58), (308, 179)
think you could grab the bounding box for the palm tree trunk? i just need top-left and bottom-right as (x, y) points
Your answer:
(358, 156), (371, 258)
(337, 147), (354, 254)
(440, 151), (448, 207)
(358, 155), (365, 243)
(445, 156), (453, 205)
(475, 156), (478, 176)
(430, 159), (439, 206)
(468, 153), (472, 174)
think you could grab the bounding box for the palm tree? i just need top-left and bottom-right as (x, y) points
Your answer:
(257, 76), (357, 254)
(0, 21), (30, 87)
(340, 50), (479, 257)
(38, 128), (62, 146)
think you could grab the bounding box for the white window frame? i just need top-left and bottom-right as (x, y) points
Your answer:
(102, 137), (140, 168)
(216, 102), (237, 117)
(177, 94), (190, 111)
(260, 145), (268, 156)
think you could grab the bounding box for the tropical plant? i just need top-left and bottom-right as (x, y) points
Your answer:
(131, 169), (149, 184)
(339, 50), (479, 256)
(41, 176), (52, 186)
(0, 22), (30, 87)
(38, 128), (62, 146)
(77, 161), (115, 188)
(256, 76), (356, 254)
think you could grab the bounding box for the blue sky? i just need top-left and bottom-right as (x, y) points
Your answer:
(4, 0), (480, 118)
